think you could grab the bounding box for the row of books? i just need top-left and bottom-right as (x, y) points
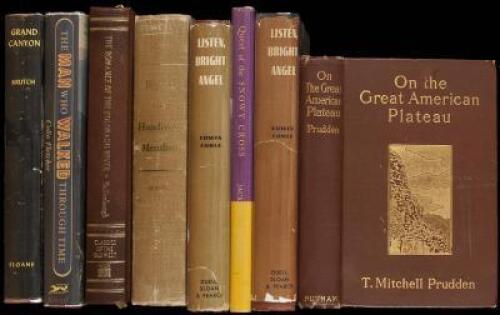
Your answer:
(4, 5), (498, 311)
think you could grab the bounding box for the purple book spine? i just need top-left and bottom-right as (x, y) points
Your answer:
(231, 7), (255, 202)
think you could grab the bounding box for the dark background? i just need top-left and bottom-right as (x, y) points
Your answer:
(0, 0), (498, 314)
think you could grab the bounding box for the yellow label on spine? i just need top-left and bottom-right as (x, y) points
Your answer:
(230, 201), (253, 312)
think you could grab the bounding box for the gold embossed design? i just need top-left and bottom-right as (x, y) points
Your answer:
(48, 284), (69, 295)
(388, 144), (452, 255)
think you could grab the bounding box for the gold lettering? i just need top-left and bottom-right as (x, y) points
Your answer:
(11, 27), (38, 36)
(360, 276), (476, 291)
(10, 78), (36, 86)
(8, 39), (41, 48)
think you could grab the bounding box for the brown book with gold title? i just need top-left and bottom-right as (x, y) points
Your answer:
(342, 59), (497, 307)
(253, 13), (305, 311)
(85, 6), (134, 306)
(298, 56), (343, 309)
(132, 14), (191, 306)
(187, 20), (231, 312)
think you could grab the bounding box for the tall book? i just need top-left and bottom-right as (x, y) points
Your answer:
(85, 6), (134, 306)
(253, 13), (303, 311)
(4, 13), (43, 304)
(132, 14), (190, 306)
(187, 20), (231, 312)
(342, 59), (497, 307)
(298, 56), (343, 309)
(230, 6), (255, 313)
(43, 12), (88, 307)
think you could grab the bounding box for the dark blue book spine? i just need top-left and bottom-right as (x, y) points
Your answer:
(4, 13), (44, 304)
(43, 12), (88, 307)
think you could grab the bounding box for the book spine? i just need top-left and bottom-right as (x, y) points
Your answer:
(187, 20), (231, 312)
(253, 13), (301, 311)
(298, 56), (343, 309)
(85, 7), (134, 306)
(43, 13), (88, 307)
(3, 14), (43, 304)
(132, 14), (190, 306)
(230, 7), (255, 313)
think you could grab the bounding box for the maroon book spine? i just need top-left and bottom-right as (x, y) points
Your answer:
(85, 6), (134, 306)
(298, 56), (343, 309)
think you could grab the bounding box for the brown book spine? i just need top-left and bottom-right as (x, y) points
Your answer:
(85, 6), (134, 306)
(298, 56), (343, 309)
(132, 14), (191, 306)
(187, 20), (231, 312)
(342, 59), (497, 307)
(253, 13), (301, 311)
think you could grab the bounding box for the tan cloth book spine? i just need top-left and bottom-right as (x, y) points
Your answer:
(253, 13), (301, 311)
(132, 14), (191, 306)
(187, 20), (231, 312)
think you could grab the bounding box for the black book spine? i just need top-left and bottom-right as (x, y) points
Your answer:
(43, 12), (88, 307)
(3, 13), (44, 304)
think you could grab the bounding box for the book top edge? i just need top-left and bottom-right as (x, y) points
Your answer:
(257, 12), (299, 18)
(90, 5), (131, 10)
(45, 12), (86, 16)
(135, 14), (191, 20)
(342, 57), (496, 64)
(192, 19), (230, 25)
(232, 6), (255, 11)
(6, 13), (43, 17)
(300, 56), (495, 64)
(301, 55), (344, 60)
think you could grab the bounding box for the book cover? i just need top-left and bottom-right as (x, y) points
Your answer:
(3, 13), (43, 304)
(253, 13), (301, 311)
(132, 14), (190, 306)
(298, 56), (343, 309)
(342, 58), (497, 307)
(43, 12), (88, 307)
(230, 6), (255, 313)
(85, 6), (134, 307)
(187, 20), (231, 312)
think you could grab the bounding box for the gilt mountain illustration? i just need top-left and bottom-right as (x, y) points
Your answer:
(388, 144), (452, 255)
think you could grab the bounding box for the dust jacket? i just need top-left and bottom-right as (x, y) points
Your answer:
(187, 20), (231, 312)
(253, 13), (303, 311)
(132, 14), (190, 306)
(43, 12), (88, 307)
(4, 13), (43, 304)
(230, 6), (255, 313)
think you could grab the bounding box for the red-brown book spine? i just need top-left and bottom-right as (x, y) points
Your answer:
(298, 56), (343, 309)
(85, 6), (134, 307)
(253, 13), (302, 311)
